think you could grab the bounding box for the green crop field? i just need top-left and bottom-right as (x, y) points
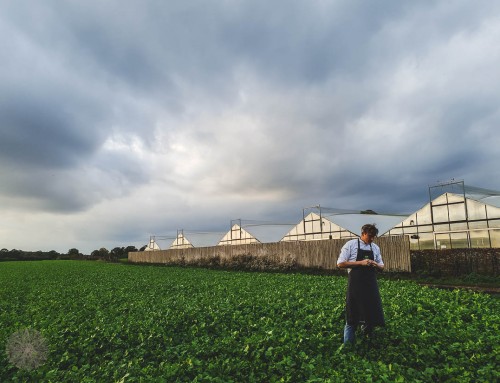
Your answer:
(0, 261), (498, 382)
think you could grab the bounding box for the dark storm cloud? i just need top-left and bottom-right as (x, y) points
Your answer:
(0, 1), (168, 212)
(0, 94), (103, 169)
(218, 1), (412, 82)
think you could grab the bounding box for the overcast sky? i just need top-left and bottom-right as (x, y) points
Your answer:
(1, 0), (499, 253)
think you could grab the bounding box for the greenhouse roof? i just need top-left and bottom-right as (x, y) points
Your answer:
(183, 232), (227, 247)
(323, 213), (408, 236)
(476, 195), (500, 208)
(302, 206), (410, 236)
(430, 191), (500, 209)
(429, 181), (500, 207)
(243, 223), (295, 243)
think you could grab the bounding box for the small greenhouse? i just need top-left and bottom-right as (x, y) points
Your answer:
(281, 212), (356, 241)
(169, 232), (194, 249)
(218, 224), (260, 245)
(144, 238), (161, 251)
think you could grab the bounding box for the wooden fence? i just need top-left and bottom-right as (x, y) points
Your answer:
(129, 236), (411, 272)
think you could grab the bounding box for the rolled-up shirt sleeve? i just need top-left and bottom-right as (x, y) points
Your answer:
(373, 245), (384, 266)
(337, 241), (354, 265)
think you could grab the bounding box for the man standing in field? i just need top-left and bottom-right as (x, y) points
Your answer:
(337, 223), (385, 345)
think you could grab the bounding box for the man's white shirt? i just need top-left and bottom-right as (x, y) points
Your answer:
(337, 238), (384, 266)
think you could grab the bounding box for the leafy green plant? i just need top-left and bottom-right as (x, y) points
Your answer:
(0, 261), (498, 382)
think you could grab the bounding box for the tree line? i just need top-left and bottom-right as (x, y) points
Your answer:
(0, 245), (147, 262)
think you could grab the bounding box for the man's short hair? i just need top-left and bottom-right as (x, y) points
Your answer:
(361, 224), (379, 237)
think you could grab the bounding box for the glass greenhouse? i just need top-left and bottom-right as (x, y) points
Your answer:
(384, 192), (500, 250)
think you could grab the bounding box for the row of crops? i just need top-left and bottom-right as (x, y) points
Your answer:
(0, 261), (498, 382)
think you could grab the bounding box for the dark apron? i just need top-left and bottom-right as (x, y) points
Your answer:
(345, 240), (385, 327)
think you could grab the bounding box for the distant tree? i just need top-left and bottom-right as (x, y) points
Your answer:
(48, 250), (59, 259)
(110, 247), (125, 261)
(9, 249), (22, 260)
(90, 249), (101, 259)
(98, 247), (110, 260)
(121, 246), (138, 259)
(360, 209), (378, 214)
(67, 248), (80, 258)
(139, 245), (147, 251)
(88, 248), (109, 260)
(0, 248), (9, 260)
(124, 245), (138, 253)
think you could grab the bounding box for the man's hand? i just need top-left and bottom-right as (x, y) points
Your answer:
(337, 259), (383, 270)
(361, 259), (376, 267)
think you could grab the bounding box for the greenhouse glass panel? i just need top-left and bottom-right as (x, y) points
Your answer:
(467, 200), (487, 220)
(295, 226), (304, 235)
(417, 224), (434, 233)
(416, 207), (432, 225)
(305, 221), (314, 233)
(292, 226), (303, 235)
(490, 229), (500, 248)
(469, 221), (488, 229)
(403, 226), (418, 235)
(313, 220), (323, 233)
(418, 232), (435, 250)
(450, 222), (469, 230)
(389, 228), (403, 235)
(448, 204), (466, 221)
(313, 220), (323, 232)
(486, 206), (500, 219)
(488, 219), (500, 228)
(433, 194), (448, 205)
(435, 234), (451, 249)
(434, 223), (450, 233)
(402, 214), (417, 226)
(447, 193), (465, 203)
(470, 230), (490, 248)
(432, 205), (449, 223)
(450, 232), (468, 249)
